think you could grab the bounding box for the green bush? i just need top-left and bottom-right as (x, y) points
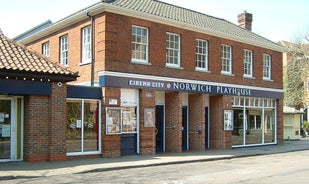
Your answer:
(303, 121), (309, 129)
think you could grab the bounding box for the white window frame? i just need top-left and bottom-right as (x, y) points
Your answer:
(263, 54), (271, 80)
(166, 32), (181, 68)
(195, 39), (208, 71)
(221, 44), (232, 75)
(42, 42), (50, 57)
(60, 35), (69, 66)
(66, 99), (102, 156)
(81, 26), (92, 64)
(131, 25), (149, 64)
(244, 49), (253, 77)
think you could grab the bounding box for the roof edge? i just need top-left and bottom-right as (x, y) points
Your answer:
(17, 1), (286, 52)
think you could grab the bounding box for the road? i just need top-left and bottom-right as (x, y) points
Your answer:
(5, 150), (309, 184)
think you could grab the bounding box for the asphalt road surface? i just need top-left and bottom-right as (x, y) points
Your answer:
(5, 150), (309, 184)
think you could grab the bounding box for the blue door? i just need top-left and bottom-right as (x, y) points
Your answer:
(205, 107), (209, 148)
(155, 105), (164, 152)
(182, 106), (188, 150)
(121, 133), (137, 156)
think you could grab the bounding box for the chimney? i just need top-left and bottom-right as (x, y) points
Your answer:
(238, 11), (253, 31)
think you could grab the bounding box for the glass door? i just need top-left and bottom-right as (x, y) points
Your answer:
(0, 99), (11, 160)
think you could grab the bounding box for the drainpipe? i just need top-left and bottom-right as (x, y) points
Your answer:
(87, 12), (95, 87)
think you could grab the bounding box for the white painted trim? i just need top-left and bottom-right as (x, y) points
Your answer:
(98, 71), (284, 93)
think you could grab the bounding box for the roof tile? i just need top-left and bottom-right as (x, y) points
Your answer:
(0, 30), (78, 79)
(107, 0), (283, 51)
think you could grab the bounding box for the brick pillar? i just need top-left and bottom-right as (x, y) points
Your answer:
(139, 89), (156, 155)
(165, 92), (182, 152)
(188, 94), (206, 150)
(102, 87), (121, 157)
(48, 82), (67, 161)
(24, 95), (49, 162)
(209, 95), (232, 149)
(277, 99), (284, 144)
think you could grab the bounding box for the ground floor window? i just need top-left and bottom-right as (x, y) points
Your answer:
(66, 99), (101, 155)
(232, 97), (276, 146)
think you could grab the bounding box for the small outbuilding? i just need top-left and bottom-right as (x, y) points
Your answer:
(283, 106), (303, 140)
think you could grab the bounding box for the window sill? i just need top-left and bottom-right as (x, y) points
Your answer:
(79, 62), (91, 66)
(131, 60), (151, 65)
(165, 64), (183, 70)
(243, 75), (255, 79)
(195, 67), (211, 73)
(221, 71), (234, 76)
(263, 78), (273, 82)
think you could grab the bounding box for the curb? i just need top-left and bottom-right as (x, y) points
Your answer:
(1, 146), (308, 181)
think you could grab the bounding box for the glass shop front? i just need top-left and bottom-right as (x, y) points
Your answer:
(232, 97), (277, 147)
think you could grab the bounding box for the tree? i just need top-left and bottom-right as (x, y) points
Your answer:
(283, 31), (309, 109)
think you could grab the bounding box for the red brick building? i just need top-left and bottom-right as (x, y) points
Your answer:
(15, 0), (285, 160)
(0, 30), (78, 162)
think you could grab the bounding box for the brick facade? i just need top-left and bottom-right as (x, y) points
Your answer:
(24, 82), (67, 162)
(102, 87), (121, 157)
(188, 94), (206, 150)
(26, 12), (283, 91)
(139, 89), (156, 155)
(20, 3), (284, 160)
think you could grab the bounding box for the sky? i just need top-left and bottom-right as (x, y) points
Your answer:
(0, 0), (308, 42)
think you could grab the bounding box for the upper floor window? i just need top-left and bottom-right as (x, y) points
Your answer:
(82, 26), (91, 64)
(42, 42), (50, 57)
(60, 35), (68, 66)
(244, 49), (253, 77)
(131, 25), (148, 63)
(221, 44), (232, 74)
(166, 32), (180, 68)
(263, 54), (271, 80)
(195, 39), (208, 71)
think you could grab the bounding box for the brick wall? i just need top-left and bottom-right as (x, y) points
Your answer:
(189, 94), (206, 150)
(24, 95), (49, 162)
(48, 82), (67, 161)
(188, 94), (206, 150)
(209, 95), (233, 149)
(277, 99), (284, 144)
(102, 87), (121, 157)
(25, 12), (283, 91)
(139, 89), (156, 155)
(165, 92), (182, 152)
(24, 82), (67, 162)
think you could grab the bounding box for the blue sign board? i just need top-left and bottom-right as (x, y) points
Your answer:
(99, 74), (283, 99)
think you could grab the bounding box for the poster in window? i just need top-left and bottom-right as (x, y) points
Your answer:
(224, 110), (233, 130)
(106, 107), (122, 134)
(2, 125), (10, 137)
(144, 108), (155, 127)
(0, 113), (4, 123)
(122, 109), (137, 133)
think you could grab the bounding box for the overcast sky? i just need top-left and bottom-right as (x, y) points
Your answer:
(1, 0), (308, 42)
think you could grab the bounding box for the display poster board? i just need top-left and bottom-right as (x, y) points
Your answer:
(122, 110), (137, 133)
(144, 108), (155, 127)
(106, 108), (122, 134)
(224, 110), (234, 130)
(2, 125), (10, 137)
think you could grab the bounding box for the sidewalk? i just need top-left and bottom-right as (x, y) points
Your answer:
(1, 139), (309, 180)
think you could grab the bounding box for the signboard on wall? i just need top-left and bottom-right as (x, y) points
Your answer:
(99, 72), (284, 99)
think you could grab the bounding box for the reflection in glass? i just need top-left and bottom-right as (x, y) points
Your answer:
(66, 100), (100, 153)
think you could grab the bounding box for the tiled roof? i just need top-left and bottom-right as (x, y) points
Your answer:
(106, 0), (284, 51)
(17, 0), (285, 52)
(0, 30), (78, 81)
